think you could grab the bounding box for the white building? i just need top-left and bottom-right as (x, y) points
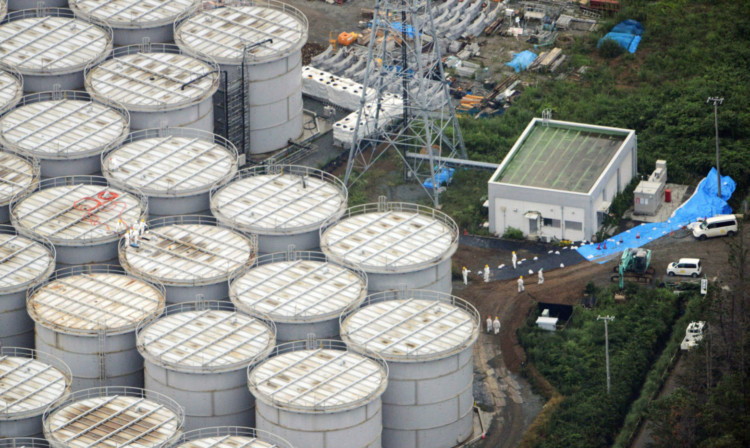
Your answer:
(488, 118), (637, 242)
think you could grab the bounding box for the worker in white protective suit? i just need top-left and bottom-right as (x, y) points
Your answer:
(483, 264), (490, 282)
(512, 251), (518, 269)
(493, 316), (501, 334)
(462, 266), (470, 285)
(517, 275), (525, 293)
(124, 227), (131, 247)
(116, 219), (125, 234)
(137, 218), (147, 237)
(538, 268), (544, 284)
(129, 226), (139, 248)
(486, 315), (492, 333)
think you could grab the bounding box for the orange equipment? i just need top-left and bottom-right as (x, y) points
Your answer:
(338, 32), (359, 46)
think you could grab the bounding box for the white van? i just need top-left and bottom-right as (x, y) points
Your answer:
(692, 214), (737, 240)
(667, 258), (702, 277)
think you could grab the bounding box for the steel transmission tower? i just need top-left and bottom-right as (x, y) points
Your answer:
(343, 0), (467, 207)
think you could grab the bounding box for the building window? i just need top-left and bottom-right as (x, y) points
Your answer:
(543, 218), (561, 228)
(565, 221), (583, 231)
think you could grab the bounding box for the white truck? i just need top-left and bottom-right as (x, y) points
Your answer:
(681, 321), (706, 350)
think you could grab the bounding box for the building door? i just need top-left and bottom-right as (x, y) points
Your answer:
(529, 217), (538, 234)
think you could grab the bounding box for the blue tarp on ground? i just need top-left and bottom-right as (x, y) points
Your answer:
(506, 51), (537, 72)
(424, 167), (455, 189)
(577, 168), (736, 263)
(598, 19), (643, 54)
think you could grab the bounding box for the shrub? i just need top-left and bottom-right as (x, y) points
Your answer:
(598, 38), (626, 59)
(503, 226), (524, 240)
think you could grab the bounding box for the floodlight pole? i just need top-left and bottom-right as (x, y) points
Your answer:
(707, 97), (723, 198)
(597, 315), (615, 394)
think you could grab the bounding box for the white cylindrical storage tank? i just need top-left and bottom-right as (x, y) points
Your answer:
(175, 0), (308, 154)
(70, 0), (200, 46)
(0, 91), (130, 179)
(102, 128), (238, 217)
(173, 426), (294, 448)
(211, 165), (347, 255)
(119, 215), (256, 304)
(0, 347), (72, 438)
(0, 0), (6, 21)
(27, 264), (166, 391)
(0, 151), (38, 224)
(0, 8), (112, 93)
(85, 43), (220, 132)
(248, 340), (388, 448)
(9, 176), (148, 267)
(42, 386), (184, 447)
(0, 225), (55, 349)
(320, 201), (459, 294)
(137, 301), (275, 431)
(0, 438), (50, 448)
(0, 66), (23, 116)
(230, 250), (367, 343)
(340, 290), (480, 448)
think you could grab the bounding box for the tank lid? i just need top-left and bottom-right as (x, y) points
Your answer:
(0, 226), (54, 294)
(0, 10), (111, 75)
(27, 266), (165, 335)
(211, 165), (347, 235)
(174, 427), (293, 448)
(175, 1), (308, 66)
(0, 347), (71, 420)
(102, 128), (237, 198)
(0, 151), (37, 207)
(43, 386), (183, 448)
(70, 0), (200, 29)
(10, 176), (146, 246)
(0, 91), (129, 159)
(0, 68), (22, 115)
(340, 291), (480, 362)
(138, 302), (274, 372)
(85, 44), (219, 112)
(320, 202), (458, 273)
(0, 439), (50, 448)
(248, 340), (387, 413)
(121, 216), (255, 287)
(230, 251), (366, 323)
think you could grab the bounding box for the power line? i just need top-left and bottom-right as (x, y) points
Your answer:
(597, 315), (615, 394)
(707, 97), (723, 198)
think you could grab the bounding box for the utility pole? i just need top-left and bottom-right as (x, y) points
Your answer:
(597, 315), (615, 394)
(707, 97), (723, 198)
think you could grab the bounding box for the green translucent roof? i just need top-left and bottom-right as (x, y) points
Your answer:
(494, 122), (627, 193)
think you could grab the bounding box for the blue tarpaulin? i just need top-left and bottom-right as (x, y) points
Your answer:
(577, 168), (736, 263)
(505, 51), (537, 72)
(424, 167), (455, 189)
(598, 19), (643, 54)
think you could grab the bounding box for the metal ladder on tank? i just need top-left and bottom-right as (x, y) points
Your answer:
(98, 322), (107, 386)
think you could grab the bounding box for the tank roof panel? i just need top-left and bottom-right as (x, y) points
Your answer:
(103, 136), (236, 197)
(177, 436), (277, 448)
(28, 272), (164, 334)
(231, 259), (365, 322)
(321, 210), (455, 270)
(0, 355), (68, 418)
(212, 173), (345, 234)
(0, 99), (128, 157)
(45, 394), (180, 447)
(0, 233), (54, 293)
(0, 152), (35, 206)
(342, 298), (477, 360)
(0, 17), (109, 73)
(139, 309), (273, 370)
(0, 69), (22, 114)
(249, 348), (385, 411)
(12, 184), (144, 244)
(70, 0), (200, 28)
(86, 52), (218, 110)
(176, 4), (306, 64)
(122, 224), (254, 285)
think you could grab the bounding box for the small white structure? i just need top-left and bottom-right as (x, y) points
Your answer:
(488, 118), (637, 242)
(70, 0), (200, 46)
(0, 151), (38, 224)
(173, 427), (294, 448)
(229, 250), (367, 342)
(248, 340), (388, 448)
(102, 128), (238, 216)
(137, 301), (275, 430)
(0, 91), (130, 178)
(634, 160), (667, 216)
(0, 347), (71, 438)
(85, 44), (219, 131)
(42, 386), (184, 448)
(0, 9), (112, 93)
(681, 321), (706, 351)
(27, 265), (166, 390)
